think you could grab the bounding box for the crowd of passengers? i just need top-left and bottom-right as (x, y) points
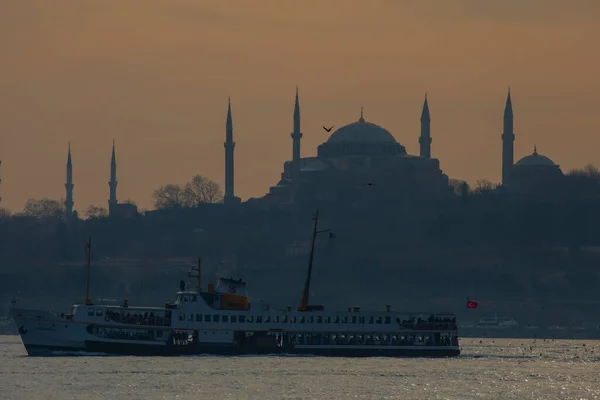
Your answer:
(396, 315), (457, 330)
(105, 310), (172, 327)
(171, 331), (194, 346)
(101, 329), (154, 341)
(290, 333), (458, 346)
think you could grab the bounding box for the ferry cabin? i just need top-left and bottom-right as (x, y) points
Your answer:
(73, 289), (459, 356)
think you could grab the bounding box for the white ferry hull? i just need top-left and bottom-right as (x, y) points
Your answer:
(12, 307), (459, 357)
(11, 309), (87, 355)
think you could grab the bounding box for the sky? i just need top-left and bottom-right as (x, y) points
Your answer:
(1, 0), (599, 213)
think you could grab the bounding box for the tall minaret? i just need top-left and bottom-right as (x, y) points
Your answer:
(108, 140), (118, 215)
(65, 143), (74, 220)
(224, 97), (235, 203)
(501, 88), (515, 185)
(291, 86), (302, 172)
(419, 93), (431, 158)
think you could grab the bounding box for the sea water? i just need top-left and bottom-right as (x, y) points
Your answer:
(1, 335), (599, 400)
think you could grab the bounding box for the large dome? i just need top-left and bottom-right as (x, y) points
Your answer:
(326, 114), (397, 144)
(515, 148), (557, 167)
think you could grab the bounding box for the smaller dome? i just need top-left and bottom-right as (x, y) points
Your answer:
(515, 146), (557, 167)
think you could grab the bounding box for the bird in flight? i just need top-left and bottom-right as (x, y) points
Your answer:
(323, 126), (334, 132)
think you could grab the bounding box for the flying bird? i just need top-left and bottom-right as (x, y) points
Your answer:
(323, 126), (334, 132)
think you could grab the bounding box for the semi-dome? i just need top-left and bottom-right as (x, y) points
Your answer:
(326, 112), (397, 144)
(515, 147), (557, 167)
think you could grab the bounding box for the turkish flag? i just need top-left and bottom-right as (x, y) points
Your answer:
(466, 300), (478, 309)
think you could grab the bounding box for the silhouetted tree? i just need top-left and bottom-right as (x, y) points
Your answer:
(564, 164), (600, 198)
(472, 179), (498, 195)
(84, 205), (108, 220)
(0, 207), (10, 221)
(182, 175), (223, 206)
(568, 164), (600, 179)
(449, 179), (470, 197)
(21, 198), (65, 219)
(153, 184), (185, 209)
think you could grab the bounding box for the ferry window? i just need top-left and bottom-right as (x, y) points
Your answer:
(204, 315), (210, 322)
(300, 316), (306, 323)
(175, 295), (181, 303)
(196, 314), (202, 322)
(309, 316), (314, 324)
(368, 317), (374, 324)
(179, 313), (185, 321)
(222, 315), (229, 323)
(324, 317), (331, 323)
(96, 309), (103, 317)
(239, 315), (245, 323)
(342, 317), (348, 324)
(256, 316), (262, 323)
(191, 295), (197, 302)
(156, 330), (163, 338)
(275, 316), (280, 323)
(385, 316), (391, 324)
(334, 316), (340, 323)
(248, 316), (254, 323)
(359, 317), (365, 324)
(231, 315), (237, 323)
(87, 308), (94, 316)
(213, 315), (220, 322)
(291, 316), (297, 323)
(282, 316), (288, 323)
(376, 317), (382, 324)
(316, 316), (322, 323)
(351, 316), (357, 324)
(188, 314), (194, 321)
(183, 296), (189, 303)
(264, 316), (270, 323)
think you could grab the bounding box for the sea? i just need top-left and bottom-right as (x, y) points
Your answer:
(1, 335), (598, 400)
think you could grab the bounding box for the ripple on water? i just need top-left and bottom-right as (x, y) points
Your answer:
(1, 336), (599, 400)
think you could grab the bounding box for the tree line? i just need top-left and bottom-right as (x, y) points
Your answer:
(0, 174), (222, 220)
(2, 166), (600, 220)
(152, 175), (222, 209)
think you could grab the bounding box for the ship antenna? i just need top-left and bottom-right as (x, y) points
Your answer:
(197, 258), (202, 292)
(85, 236), (93, 305)
(299, 209), (330, 311)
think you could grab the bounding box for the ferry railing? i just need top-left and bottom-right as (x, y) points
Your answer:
(105, 311), (172, 327)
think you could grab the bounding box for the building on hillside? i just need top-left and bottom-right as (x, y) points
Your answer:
(263, 91), (451, 207)
(500, 89), (564, 196)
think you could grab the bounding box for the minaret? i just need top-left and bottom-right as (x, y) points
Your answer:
(291, 86), (302, 174)
(502, 88), (515, 185)
(0, 159), (3, 206)
(224, 97), (235, 203)
(419, 93), (431, 158)
(65, 143), (74, 220)
(108, 140), (118, 215)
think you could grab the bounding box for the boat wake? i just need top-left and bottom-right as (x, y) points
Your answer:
(180, 353), (319, 358)
(49, 351), (113, 357)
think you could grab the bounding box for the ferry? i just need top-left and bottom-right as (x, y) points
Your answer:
(11, 211), (460, 357)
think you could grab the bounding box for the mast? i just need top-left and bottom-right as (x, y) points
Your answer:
(299, 209), (321, 311)
(85, 237), (93, 305)
(188, 258), (202, 292)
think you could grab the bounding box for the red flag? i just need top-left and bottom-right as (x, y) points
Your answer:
(466, 299), (478, 309)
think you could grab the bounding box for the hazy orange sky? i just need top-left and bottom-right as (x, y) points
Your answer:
(1, 0), (599, 213)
